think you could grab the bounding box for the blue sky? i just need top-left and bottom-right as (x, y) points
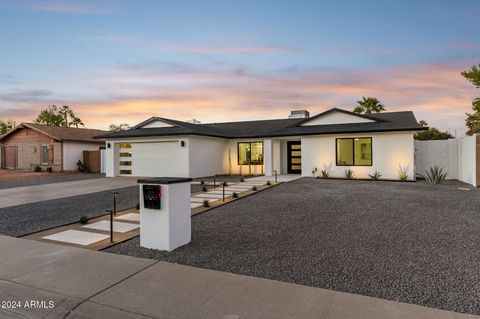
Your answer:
(0, 0), (479, 134)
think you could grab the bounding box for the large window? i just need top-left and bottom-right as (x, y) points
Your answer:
(336, 137), (372, 166)
(238, 142), (263, 165)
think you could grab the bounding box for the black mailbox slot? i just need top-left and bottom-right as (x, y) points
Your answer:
(143, 185), (161, 209)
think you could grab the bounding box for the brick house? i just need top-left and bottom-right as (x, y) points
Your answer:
(0, 123), (107, 172)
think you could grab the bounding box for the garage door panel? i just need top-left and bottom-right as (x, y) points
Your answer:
(129, 142), (186, 177)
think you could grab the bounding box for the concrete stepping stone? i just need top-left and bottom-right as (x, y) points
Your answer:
(115, 213), (139, 222)
(83, 221), (139, 234)
(42, 230), (109, 246)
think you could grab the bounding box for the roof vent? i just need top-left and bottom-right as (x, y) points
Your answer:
(186, 119), (201, 124)
(288, 110), (310, 119)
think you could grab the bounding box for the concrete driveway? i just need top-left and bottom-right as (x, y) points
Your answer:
(0, 177), (138, 208)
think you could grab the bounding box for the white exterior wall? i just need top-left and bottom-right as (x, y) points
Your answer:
(188, 136), (226, 178)
(302, 132), (415, 180)
(459, 136), (477, 186)
(414, 139), (459, 179)
(62, 141), (102, 171)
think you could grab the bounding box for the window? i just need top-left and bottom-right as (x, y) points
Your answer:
(238, 142), (263, 165)
(336, 137), (372, 166)
(41, 145), (49, 164)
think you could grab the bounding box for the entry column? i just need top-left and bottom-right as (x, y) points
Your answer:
(137, 177), (192, 251)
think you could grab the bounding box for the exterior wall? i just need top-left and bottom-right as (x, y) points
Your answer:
(459, 136), (477, 186)
(1, 127), (62, 171)
(302, 132), (415, 180)
(188, 136), (225, 178)
(414, 139), (459, 179)
(63, 141), (102, 171)
(223, 139), (265, 175)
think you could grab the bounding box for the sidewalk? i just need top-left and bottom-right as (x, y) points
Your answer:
(0, 235), (477, 319)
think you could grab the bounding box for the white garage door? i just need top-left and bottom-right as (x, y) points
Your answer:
(130, 142), (186, 177)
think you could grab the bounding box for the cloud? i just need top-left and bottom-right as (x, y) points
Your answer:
(178, 45), (300, 54)
(0, 61), (476, 135)
(31, 2), (110, 14)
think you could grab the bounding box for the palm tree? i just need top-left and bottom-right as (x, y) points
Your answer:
(353, 97), (385, 114)
(70, 116), (84, 128)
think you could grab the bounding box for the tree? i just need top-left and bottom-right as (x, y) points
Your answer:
(0, 119), (15, 135)
(462, 64), (480, 135)
(414, 120), (453, 140)
(108, 123), (130, 131)
(35, 105), (84, 127)
(353, 97), (385, 114)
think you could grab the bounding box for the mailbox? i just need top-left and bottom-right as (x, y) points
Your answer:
(143, 185), (161, 209)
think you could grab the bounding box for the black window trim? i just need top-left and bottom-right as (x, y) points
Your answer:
(237, 141), (264, 165)
(335, 137), (372, 167)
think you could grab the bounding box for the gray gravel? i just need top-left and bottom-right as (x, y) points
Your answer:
(0, 173), (105, 190)
(106, 178), (480, 315)
(0, 186), (138, 237)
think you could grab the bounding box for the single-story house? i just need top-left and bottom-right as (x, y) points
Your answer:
(96, 108), (426, 180)
(0, 123), (108, 172)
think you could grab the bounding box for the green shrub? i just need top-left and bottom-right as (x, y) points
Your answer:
(252, 186), (257, 191)
(344, 169), (354, 179)
(368, 171), (382, 180)
(79, 216), (88, 224)
(418, 166), (447, 184)
(321, 169), (330, 178)
(232, 192), (239, 198)
(202, 199), (210, 207)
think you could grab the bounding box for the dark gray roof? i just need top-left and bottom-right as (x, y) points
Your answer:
(95, 108), (426, 139)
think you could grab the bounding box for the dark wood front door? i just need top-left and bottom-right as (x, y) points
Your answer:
(287, 141), (301, 174)
(3, 146), (18, 169)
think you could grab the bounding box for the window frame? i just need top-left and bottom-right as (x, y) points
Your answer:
(237, 141), (264, 165)
(41, 144), (49, 164)
(335, 137), (372, 167)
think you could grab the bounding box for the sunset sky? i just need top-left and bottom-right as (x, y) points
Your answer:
(0, 1), (479, 135)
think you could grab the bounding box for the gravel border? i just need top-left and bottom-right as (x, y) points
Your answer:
(0, 173), (105, 190)
(0, 186), (139, 237)
(106, 178), (480, 315)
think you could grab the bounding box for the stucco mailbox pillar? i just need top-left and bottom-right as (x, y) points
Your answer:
(137, 177), (192, 251)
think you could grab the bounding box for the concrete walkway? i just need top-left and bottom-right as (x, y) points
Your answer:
(0, 235), (477, 319)
(0, 177), (138, 208)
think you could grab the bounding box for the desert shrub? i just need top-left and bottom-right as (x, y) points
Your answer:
(202, 199), (210, 207)
(344, 169), (354, 179)
(321, 170), (330, 178)
(418, 166), (447, 184)
(368, 171), (382, 180)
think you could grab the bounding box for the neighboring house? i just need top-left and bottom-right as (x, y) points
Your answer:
(96, 108), (426, 180)
(0, 123), (108, 171)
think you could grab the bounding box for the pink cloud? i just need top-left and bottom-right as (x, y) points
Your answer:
(0, 61), (477, 135)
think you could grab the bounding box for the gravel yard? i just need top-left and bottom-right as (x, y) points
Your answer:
(106, 177), (480, 315)
(0, 171), (104, 189)
(0, 186), (138, 237)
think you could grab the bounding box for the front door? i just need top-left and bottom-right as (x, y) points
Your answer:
(287, 141), (301, 174)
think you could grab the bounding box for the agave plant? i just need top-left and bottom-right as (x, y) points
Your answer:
(368, 171), (382, 180)
(202, 199), (210, 207)
(344, 169), (354, 179)
(321, 169), (330, 178)
(418, 166), (447, 184)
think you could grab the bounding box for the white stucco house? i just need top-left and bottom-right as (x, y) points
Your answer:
(96, 108), (426, 180)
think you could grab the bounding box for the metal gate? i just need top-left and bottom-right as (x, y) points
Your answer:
(3, 146), (18, 169)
